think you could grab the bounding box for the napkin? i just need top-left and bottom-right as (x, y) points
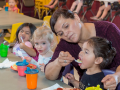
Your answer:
(0, 58), (18, 68)
(41, 83), (63, 90)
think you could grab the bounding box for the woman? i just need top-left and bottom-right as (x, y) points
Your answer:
(44, 8), (120, 90)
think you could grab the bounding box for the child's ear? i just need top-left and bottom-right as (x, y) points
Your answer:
(95, 57), (103, 65)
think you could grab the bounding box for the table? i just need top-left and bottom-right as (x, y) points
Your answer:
(0, 10), (43, 29)
(0, 52), (72, 90)
(96, 0), (118, 7)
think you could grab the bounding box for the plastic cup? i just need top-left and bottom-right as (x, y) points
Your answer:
(0, 44), (9, 57)
(5, 7), (8, 11)
(16, 61), (29, 76)
(25, 68), (39, 89)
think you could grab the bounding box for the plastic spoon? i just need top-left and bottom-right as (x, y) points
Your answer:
(75, 59), (82, 63)
(20, 36), (24, 43)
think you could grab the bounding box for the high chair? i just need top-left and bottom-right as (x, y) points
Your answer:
(43, 16), (60, 43)
(110, 2), (120, 22)
(4, 23), (23, 44)
(20, 0), (36, 16)
(81, 0), (95, 20)
(58, 0), (68, 9)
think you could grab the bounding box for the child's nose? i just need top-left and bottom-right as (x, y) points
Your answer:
(38, 45), (42, 49)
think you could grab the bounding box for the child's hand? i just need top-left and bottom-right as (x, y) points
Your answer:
(20, 43), (25, 49)
(65, 73), (75, 83)
(39, 63), (45, 73)
(8, 8), (12, 11)
(23, 56), (32, 63)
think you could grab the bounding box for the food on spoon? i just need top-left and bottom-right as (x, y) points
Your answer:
(75, 59), (82, 63)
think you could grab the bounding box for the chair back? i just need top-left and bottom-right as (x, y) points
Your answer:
(0, 1), (6, 7)
(43, 16), (51, 27)
(111, 2), (120, 11)
(102, 69), (120, 90)
(22, 0), (35, 7)
(4, 23), (23, 43)
(43, 16), (60, 43)
(102, 69), (115, 76)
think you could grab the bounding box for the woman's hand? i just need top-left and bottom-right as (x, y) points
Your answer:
(101, 74), (119, 90)
(23, 56), (32, 63)
(57, 51), (75, 67)
(39, 63), (45, 73)
(65, 73), (75, 83)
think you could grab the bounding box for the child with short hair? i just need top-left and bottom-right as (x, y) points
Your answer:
(7, 0), (19, 13)
(44, 0), (58, 9)
(13, 23), (36, 57)
(24, 26), (56, 73)
(70, 0), (83, 14)
(90, 2), (111, 21)
(65, 37), (116, 90)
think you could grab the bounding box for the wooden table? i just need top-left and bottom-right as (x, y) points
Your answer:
(0, 10), (43, 29)
(96, 0), (118, 7)
(0, 52), (72, 90)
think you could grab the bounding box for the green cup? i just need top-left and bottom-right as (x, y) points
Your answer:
(0, 43), (4, 56)
(0, 44), (9, 57)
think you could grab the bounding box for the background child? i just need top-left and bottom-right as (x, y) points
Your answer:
(70, 0), (83, 14)
(13, 23), (36, 57)
(44, 0), (58, 9)
(24, 26), (56, 73)
(90, 2), (111, 21)
(65, 37), (116, 90)
(7, 0), (19, 13)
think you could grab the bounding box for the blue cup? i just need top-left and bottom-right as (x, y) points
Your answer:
(5, 7), (8, 11)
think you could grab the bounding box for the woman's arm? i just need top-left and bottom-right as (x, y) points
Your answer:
(45, 51), (75, 80)
(102, 65), (120, 90)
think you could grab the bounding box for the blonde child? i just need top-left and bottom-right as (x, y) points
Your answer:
(65, 37), (116, 90)
(7, 0), (19, 13)
(90, 2), (111, 21)
(44, 0), (58, 9)
(13, 23), (36, 57)
(70, 0), (83, 14)
(24, 26), (55, 73)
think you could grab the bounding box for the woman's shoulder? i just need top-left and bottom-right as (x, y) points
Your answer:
(92, 21), (119, 36)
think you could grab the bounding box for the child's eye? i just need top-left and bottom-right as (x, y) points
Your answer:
(26, 33), (29, 35)
(85, 51), (88, 54)
(35, 43), (38, 45)
(42, 42), (46, 45)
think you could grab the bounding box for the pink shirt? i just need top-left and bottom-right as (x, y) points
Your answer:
(9, 6), (19, 13)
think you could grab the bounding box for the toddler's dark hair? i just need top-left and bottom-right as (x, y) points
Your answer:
(87, 36), (116, 69)
(16, 23), (36, 42)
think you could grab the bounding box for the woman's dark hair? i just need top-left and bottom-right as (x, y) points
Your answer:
(50, 8), (75, 35)
(87, 36), (116, 69)
(16, 23), (36, 42)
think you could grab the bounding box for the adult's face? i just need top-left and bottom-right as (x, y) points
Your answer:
(54, 15), (82, 43)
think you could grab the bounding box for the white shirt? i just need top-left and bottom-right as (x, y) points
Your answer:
(30, 54), (52, 69)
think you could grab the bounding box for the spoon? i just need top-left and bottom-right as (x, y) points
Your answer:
(20, 36), (24, 43)
(75, 59), (82, 63)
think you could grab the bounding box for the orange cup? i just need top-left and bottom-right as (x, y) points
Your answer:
(25, 69), (39, 89)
